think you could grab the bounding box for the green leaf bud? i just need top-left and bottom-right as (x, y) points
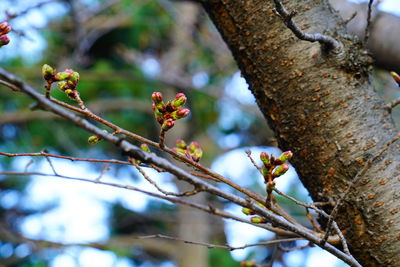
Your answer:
(250, 216), (267, 224)
(140, 144), (150, 152)
(42, 64), (55, 80)
(241, 208), (256, 215)
(88, 135), (101, 144)
(176, 139), (187, 149)
(54, 71), (70, 81)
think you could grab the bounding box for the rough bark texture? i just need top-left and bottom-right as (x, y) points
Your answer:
(202, 0), (400, 266)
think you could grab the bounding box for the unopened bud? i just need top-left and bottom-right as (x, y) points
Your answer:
(140, 143), (150, 152)
(152, 92), (163, 104)
(173, 147), (187, 156)
(260, 152), (270, 166)
(172, 108), (190, 120)
(240, 260), (257, 267)
(272, 163), (289, 177)
(250, 216), (267, 224)
(69, 71), (80, 86)
(58, 81), (67, 90)
(161, 118), (175, 130)
(0, 35), (10, 47)
(176, 139), (187, 149)
(55, 71), (70, 81)
(241, 208), (256, 215)
(42, 64), (55, 80)
(390, 71), (400, 86)
(0, 22), (11, 35)
(88, 135), (101, 144)
(276, 151), (293, 164)
(171, 93), (187, 109)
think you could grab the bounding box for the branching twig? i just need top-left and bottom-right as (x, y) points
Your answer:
(245, 150), (263, 174)
(385, 98), (400, 112)
(272, 0), (342, 52)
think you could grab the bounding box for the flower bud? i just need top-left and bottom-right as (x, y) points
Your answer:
(390, 71), (400, 86)
(240, 260), (256, 267)
(188, 142), (199, 152)
(151, 92), (163, 105)
(191, 148), (203, 162)
(161, 118), (175, 131)
(0, 22), (11, 35)
(140, 143), (150, 152)
(272, 163), (289, 177)
(173, 147), (187, 156)
(58, 81), (67, 90)
(69, 71), (80, 86)
(250, 216), (267, 224)
(241, 208), (256, 215)
(176, 139), (187, 149)
(88, 135), (101, 144)
(55, 71), (70, 81)
(0, 35), (10, 47)
(276, 151), (293, 164)
(260, 152), (270, 166)
(171, 93), (187, 109)
(172, 108), (190, 120)
(42, 64), (55, 81)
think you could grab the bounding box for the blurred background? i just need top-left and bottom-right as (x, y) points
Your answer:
(0, 0), (399, 266)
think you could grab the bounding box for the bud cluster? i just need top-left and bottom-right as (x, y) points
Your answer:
(151, 92), (190, 131)
(42, 64), (81, 100)
(0, 22), (11, 47)
(260, 151), (292, 187)
(173, 139), (203, 162)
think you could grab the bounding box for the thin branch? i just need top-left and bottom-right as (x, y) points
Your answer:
(364, 0), (374, 44)
(138, 234), (304, 251)
(129, 158), (202, 197)
(245, 150), (263, 174)
(0, 79), (20, 91)
(0, 151), (131, 165)
(278, 240), (310, 252)
(272, 0), (342, 52)
(385, 98), (400, 112)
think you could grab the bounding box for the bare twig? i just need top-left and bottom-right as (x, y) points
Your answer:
(245, 150), (263, 174)
(278, 240), (310, 252)
(272, 0), (342, 52)
(138, 234), (304, 250)
(129, 158), (202, 197)
(0, 151), (131, 165)
(385, 98), (400, 112)
(364, 0), (374, 44)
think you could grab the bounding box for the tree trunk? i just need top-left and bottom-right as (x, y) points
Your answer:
(202, 0), (400, 266)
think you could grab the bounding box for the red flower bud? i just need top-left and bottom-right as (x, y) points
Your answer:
(0, 35), (10, 47)
(250, 216), (267, 224)
(151, 92), (163, 104)
(174, 108), (190, 120)
(241, 208), (256, 215)
(0, 22), (11, 35)
(161, 118), (175, 131)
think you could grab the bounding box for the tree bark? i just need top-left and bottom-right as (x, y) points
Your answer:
(202, 0), (400, 266)
(329, 0), (400, 73)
